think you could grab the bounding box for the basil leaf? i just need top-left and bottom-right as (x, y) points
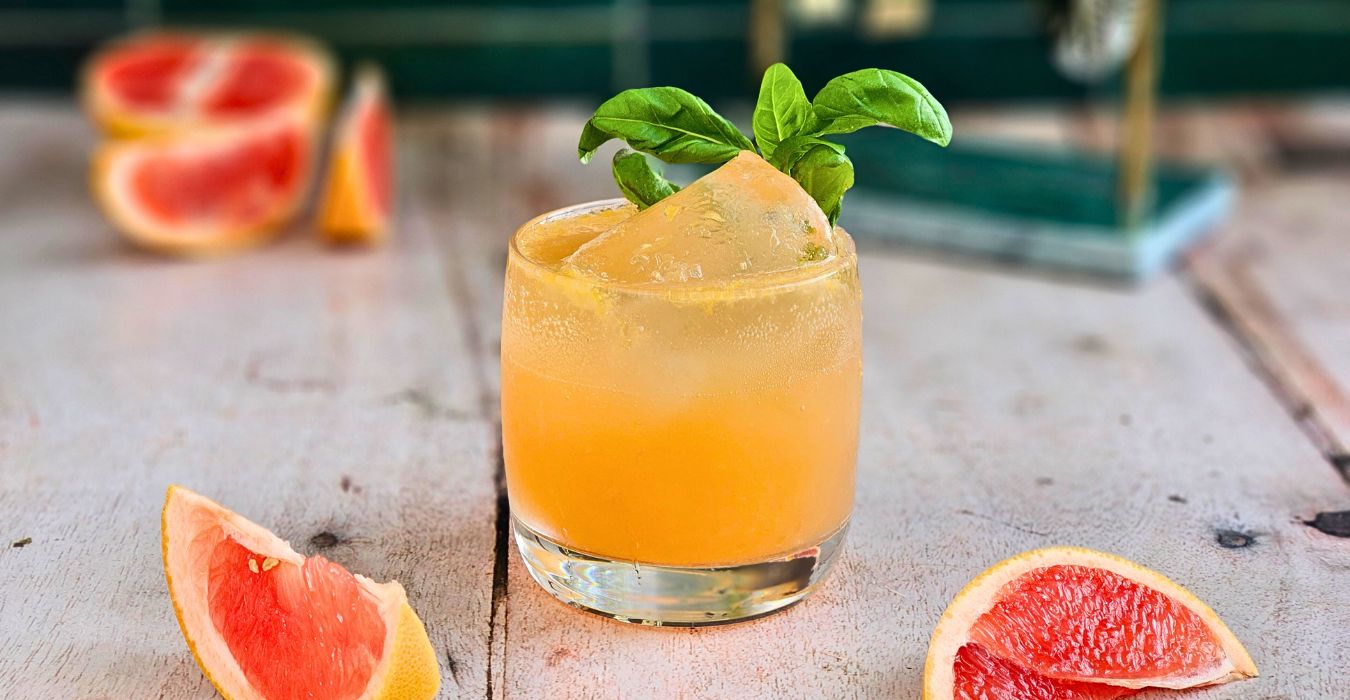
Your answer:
(778, 140), (854, 225)
(577, 87), (754, 164)
(812, 69), (952, 146)
(611, 149), (680, 210)
(767, 134), (844, 172)
(752, 63), (817, 161)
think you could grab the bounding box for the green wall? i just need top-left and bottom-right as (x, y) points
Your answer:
(0, 0), (1346, 102)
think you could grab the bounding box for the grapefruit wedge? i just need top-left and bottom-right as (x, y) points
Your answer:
(83, 31), (333, 138)
(317, 65), (394, 245)
(92, 113), (314, 256)
(924, 547), (1256, 699)
(162, 486), (440, 700)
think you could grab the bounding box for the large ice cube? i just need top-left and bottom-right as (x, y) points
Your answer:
(515, 200), (638, 266)
(561, 151), (834, 285)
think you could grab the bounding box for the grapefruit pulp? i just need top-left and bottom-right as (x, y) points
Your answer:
(83, 31), (333, 138)
(92, 113), (313, 255)
(924, 547), (1256, 699)
(317, 65), (394, 244)
(162, 486), (440, 700)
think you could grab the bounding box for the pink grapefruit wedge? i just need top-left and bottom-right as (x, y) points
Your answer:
(161, 485), (440, 700)
(317, 64), (394, 244)
(924, 547), (1256, 699)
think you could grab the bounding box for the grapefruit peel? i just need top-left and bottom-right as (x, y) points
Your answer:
(923, 546), (1257, 699)
(161, 485), (440, 700)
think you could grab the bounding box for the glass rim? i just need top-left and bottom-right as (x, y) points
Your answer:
(508, 198), (858, 298)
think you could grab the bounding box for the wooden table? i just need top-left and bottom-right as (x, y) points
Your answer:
(2, 102), (1347, 699)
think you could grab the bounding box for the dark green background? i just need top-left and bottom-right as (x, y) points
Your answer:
(1, 0), (1347, 102)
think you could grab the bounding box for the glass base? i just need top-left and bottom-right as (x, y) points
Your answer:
(511, 516), (848, 627)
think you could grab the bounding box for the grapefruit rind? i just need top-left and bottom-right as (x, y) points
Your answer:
(317, 150), (374, 242)
(317, 64), (392, 245)
(161, 485), (441, 700)
(922, 546), (1257, 698)
(91, 114), (313, 257)
(82, 30), (335, 139)
(371, 603), (442, 700)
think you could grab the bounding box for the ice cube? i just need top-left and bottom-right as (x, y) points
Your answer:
(561, 151), (834, 285)
(514, 200), (638, 266)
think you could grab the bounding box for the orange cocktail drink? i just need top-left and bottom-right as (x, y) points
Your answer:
(501, 153), (862, 625)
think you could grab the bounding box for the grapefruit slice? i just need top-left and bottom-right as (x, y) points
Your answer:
(92, 113), (314, 256)
(924, 547), (1257, 699)
(83, 31), (333, 138)
(317, 65), (394, 244)
(162, 485), (440, 700)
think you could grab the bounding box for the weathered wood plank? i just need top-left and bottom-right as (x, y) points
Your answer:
(416, 107), (618, 700)
(436, 109), (1350, 699)
(0, 105), (497, 698)
(949, 101), (1350, 464)
(1191, 175), (1350, 463)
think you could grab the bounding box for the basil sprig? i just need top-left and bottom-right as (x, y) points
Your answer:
(812, 68), (951, 145)
(611, 149), (680, 210)
(578, 63), (951, 225)
(770, 136), (853, 224)
(752, 63), (817, 161)
(578, 87), (754, 164)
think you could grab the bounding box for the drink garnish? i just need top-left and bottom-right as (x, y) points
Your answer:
(578, 64), (951, 224)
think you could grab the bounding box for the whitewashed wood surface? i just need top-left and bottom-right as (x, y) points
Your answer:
(1190, 176), (1350, 461)
(2, 103), (1348, 699)
(0, 105), (497, 698)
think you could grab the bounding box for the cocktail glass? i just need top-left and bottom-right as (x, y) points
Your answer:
(501, 189), (861, 626)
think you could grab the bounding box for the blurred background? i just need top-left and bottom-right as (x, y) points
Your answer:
(2, 0), (1348, 280)
(1, 0), (1347, 100)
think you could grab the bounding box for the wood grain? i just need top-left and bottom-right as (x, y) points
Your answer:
(432, 109), (1350, 699)
(1191, 175), (1350, 463)
(0, 106), (497, 698)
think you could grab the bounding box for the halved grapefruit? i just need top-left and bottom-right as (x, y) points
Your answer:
(92, 113), (314, 256)
(317, 65), (394, 245)
(162, 485), (440, 700)
(924, 547), (1257, 699)
(83, 31), (333, 138)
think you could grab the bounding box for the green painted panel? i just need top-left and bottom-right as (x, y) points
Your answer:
(160, 0), (611, 8)
(0, 0), (122, 7)
(357, 46), (612, 100)
(0, 0), (1345, 99)
(0, 47), (95, 92)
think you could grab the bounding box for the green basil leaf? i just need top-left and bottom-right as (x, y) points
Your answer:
(812, 69), (952, 146)
(779, 141), (854, 226)
(611, 149), (680, 210)
(577, 87), (754, 164)
(767, 134), (844, 172)
(752, 63), (817, 161)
